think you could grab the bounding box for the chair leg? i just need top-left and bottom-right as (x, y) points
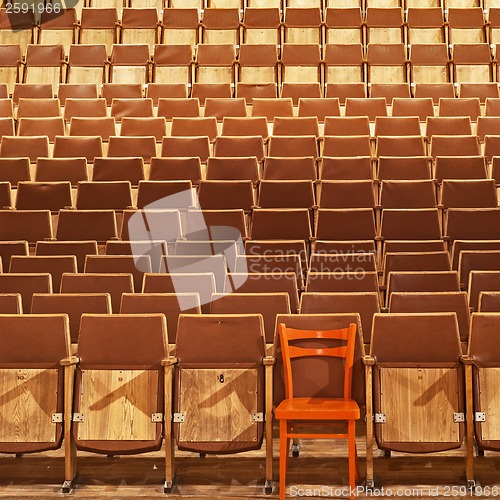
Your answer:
(348, 420), (356, 500)
(279, 420), (289, 500)
(354, 443), (360, 482)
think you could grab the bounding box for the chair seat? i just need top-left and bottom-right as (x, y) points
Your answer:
(275, 397), (360, 421)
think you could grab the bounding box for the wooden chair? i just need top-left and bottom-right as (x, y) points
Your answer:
(275, 321), (360, 500)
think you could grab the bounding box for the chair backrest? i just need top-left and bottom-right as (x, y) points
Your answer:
(279, 322), (357, 400)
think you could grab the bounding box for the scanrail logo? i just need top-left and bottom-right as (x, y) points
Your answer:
(5, 1), (80, 29)
(127, 189), (248, 311)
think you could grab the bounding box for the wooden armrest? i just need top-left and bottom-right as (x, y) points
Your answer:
(263, 355), (275, 366)
(363, 355), (375, 366)
(60, 356), (79, 366)
(162, 356), (178, 366)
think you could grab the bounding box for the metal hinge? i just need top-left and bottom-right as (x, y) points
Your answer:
(454, 413), (465, 423)
(151, 413), (163, 423)
(374, 413), (386, 423)
(73, 413), (84, 422)
(475, 412), (486, 422)
(252, 412), (264, 423)
(172, 412), (185, 423)
(52, 413), (63, 423)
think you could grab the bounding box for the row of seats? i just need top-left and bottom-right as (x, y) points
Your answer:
(1, 311), (499, 492)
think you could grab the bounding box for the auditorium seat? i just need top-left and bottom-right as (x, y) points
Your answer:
(107, 136), (157, 162)
(438, 97), (481, 121)
(429, 135), (480, 159)
(478, 291), (500, 311)
(252, 98), (294, 121)
(161, 8), (199, 47)
(434, 156), (488, 182)
(0, 135), (49, 162)
(102, 83), (143, 104)
(377, 156), (431, 181)
(195, 44), (235, 84)
(17, 98), (60, 118)
(54, 135), (104, 162)
(0, 45), (23, 97)
(283, 7), (322, 44)
(206, 156), (260, 184)
(23, 45), (65, 87)
(35, 240), (98, 273)
(324, 8), (363, 44)
(110, 98), (154, 121)
(375, 136), (427, 157)
(322, 135), (372, 157)
(76, 180), (133, 210)
(15, 181), (72, 212)
(440, 179), (498, 209)
(235, 254), (303, 287)
(379, 208), (441, 242)
(324, 44), (365, 86)
(161, 137), (211, 163)
(56, 209), (118, 243)
(109, 44), (151, 85)
(198, 180), (255, 211)
(106, 240), (167, 273)
(0, 273), (52, 311)
(92, 157), (145, 185)
(64, 98), (107, 122)
(18, 117), (65, 142)
(66, 44), (107, 86)
(204, 97), (247, 120)
(0, 9), (34, 57)
(459, 250), (500, 290)
(79, 8), (118, 54)
(242, 7), (281, 44)
(214, 136), (265, 162)
(379, 180), (436, 208)
(120, 8), (159, 51)
(280, 44), (322, 85)
(171, 116), (218, 142)
(319, 155), (369, 182)
(201, 8), (241, 45)
(258, 180), (315, 208)
(315, 208), (377, 241)
(391, 97), (434, 121)
(410, 44), (451, 86)
(0, 293), (22, 313)
(305, 271), (380, 295)
(317, 180), (376, 208)
(221, 116), (269, 139)
(453, 43), (493, 84)
(406, 7), (446, 44)
(298, 98), (341, 121)
(0, 209), (53, 243)
(136, 180), (196, 209)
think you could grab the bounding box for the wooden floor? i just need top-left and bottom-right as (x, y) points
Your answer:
(1, 423), (499, 499)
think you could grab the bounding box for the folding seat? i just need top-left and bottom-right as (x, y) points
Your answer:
(0, 273), (52, 311)
(101, 83), (143, 105)
(268, 135), (319, 159)
(319, 156), (375, 181)
(105, 239), (167, 273)
(309, 252), (377, 274)
(0, 293), (22, 313)
(324, 116), (370, 136)
(173, 314), (272, 493)
(63, 98), (107, 122)
(17, 117), (65, 142)
(300, 292), (380, 344)
(92, 157), (144, 185)
(120, 209), (184, 248)
(369, 83), (412, 103)
(198, 180), (255, 212)
(315, 208), (377, 241)
(374, 116), (421, 137)
(447, 8), (486, 44)
(191, 82), (233, 105)
(119, 117), (165, 143)
(0, 45), (22, 97)
(262, 157), (315, 181)
(451, 240), (500, 271)
(60, 273), (133, 311)
(204, 98), (247, 120)
(258, 180), (315, 209)
(379, 208), (441, 241)
(379, 180), (437, 208)
(410, 44), (451, 86)
(56, 209), (118, 243)
(15, 181), (72, 212)
(17, 98), (60, 119)
(170, 117), (218, 142)
(426, 116), (472, 139)
(226, 272), (300, 312)
(201, 8), (240, 45)
(0, 117), (13, 138)
(185, 209), (247, 241)
(478, 291), (500, 311)
(430, 135), (480, 158)
(161, 136), (211, 163)
(149, 157), (202, 184)
(161, 8), (199, 47)
(476, 116), (500, 142)
(0, 98), (13, 118)
(9, 83), (52, 106)
(469, 270), (500, 310)
(236, 82), (278, 102)
(406, 8), (446, 44)
(234, 254), (303, 285)
(235, 45), (278, 92)
(345, 97), (388, 121)
(367, 43), (408, 85)
(0, 240), (28, 273)
(438, 97), (481, 122)
(136, 180), (196, 210)
(38, 8), (77, 53)
(242, 8), (281, 44)
(107, 136), (157, 162)
(0, 8), (34, 57)
(22, 45), (65, 87)
(459, 83), (499, 103)
(206, 156), (260, 184)
(250, 208), (312, 242)
(109, 44), (151, 85)
(70, 314), (174, 491)
(283, 8), (322, 44)
(0, 209), (53, 243)
(53, 135), (103, 162)
(194, 44), (235, 86)
(252, 98), (294, 121)
(377, 156), (432, 181)
(486, 97), (500, 116)
(0, 181), (11, 208)
(79, 8), (118, 54)
(213, 136), (265, 162)
(33, 239), (97, 273)
(440, 179), (497, 209)
(76, 180), (132, 211)
(365, 8), (404, 44)
(0, 314), (78, 489)
(365, 313), (466, 485)
(391, 97), (434, 123)
(305, 271), (380, 295)
(324, 8), (363, 45)
(110, 98), (154, 122)
(142, 273), (216, 311)
(459, 250), (500, 290)
(317, 180), (376, 209)
(383, 239), (446, 255)
(414, 83), (456, 105)
(119, 8), (159, 52)
(146, 83), (188, 105)
(273, 117), (320, 138)
(297, 98), (341, 122)
(446, 208), (500, 248)
(221, 116), (269, 139)
(483, 135), (500, 162)
(0, 135), (48, 162)
(453, 44), (493, 84)
(84, 254), (151, 292)
(323, 44), (365, 85)
(321, 135), (372, 158)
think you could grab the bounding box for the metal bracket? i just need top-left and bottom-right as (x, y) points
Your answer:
(52, 413), (63, 423)
(251, 412), (264, 423)
(454, 412), (465, 423)
(151, 413), (163, 423)
(172, 412), (185, 423)
(374, 413), (386, 423)
(72, 413), (84, 422)
(475, 412), (486, 422)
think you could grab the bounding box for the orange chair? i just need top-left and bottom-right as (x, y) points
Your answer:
(275, 322), (360, 500)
